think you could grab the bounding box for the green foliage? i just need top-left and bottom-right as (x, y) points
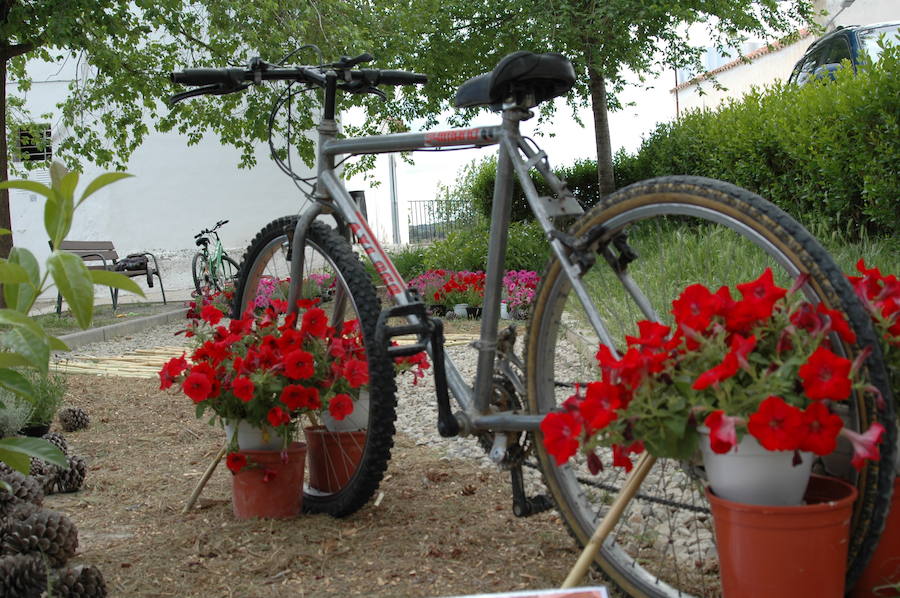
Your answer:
(422, 219), (549, 273)
(22, 370), (66, 425)
(0, 166), (140, 474)
(611, 45), (900, 237)
(388, 245), (428, 280)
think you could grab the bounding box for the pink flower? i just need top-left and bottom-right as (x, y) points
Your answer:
(841, 423), (885, 471)
(703, 411), (739, 454)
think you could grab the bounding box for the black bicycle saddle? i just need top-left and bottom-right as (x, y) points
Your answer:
(454, 51), (576, 110)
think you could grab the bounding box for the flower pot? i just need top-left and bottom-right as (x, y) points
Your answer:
(305, 426), (366, 493)
(500, 301), (509, 320)
(231, 442), (306, 519)
(321, 394), (369, 433)
(453, 303), (469, 318)
(700, 428), (813, 505)
(224, 420), (283, 451)
(465, 306), (482, 319)
(850, 477), (900, 597)
(708, 475), (857, 598)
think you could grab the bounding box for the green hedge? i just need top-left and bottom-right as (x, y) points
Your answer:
(422, 219), (550, 273)
(614, 45), (900, 237)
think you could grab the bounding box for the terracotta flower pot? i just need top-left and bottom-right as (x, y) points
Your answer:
(305, 426), (366, 493)
(850, 477), (900, 597)
(231, 442), (306, 519)
(708, 475), (857, 598)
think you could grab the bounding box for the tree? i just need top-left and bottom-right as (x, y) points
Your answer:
(368, 0), (816, 195)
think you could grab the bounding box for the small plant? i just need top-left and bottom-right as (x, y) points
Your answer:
(21, 371), (66, 429)
(0, 395), (34, 438)
(434, 271), (486, 307)
(407, 269), (451, 305)
(502, 270), (540, 319)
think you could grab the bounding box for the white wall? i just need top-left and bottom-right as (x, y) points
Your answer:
(9, 59), (315, 293)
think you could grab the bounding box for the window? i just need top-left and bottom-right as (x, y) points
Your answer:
(16, 124), (52, 162)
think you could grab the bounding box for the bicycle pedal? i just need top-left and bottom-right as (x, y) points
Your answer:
(510, 463), (554, 517)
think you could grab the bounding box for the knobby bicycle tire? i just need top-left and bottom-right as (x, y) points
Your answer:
(191, 252), (212, 297)
(525, 176), (895, 597)
(213, 255), (240, 293)
(232, 216), (398, 517)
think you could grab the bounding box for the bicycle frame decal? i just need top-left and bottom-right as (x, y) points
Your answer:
(349, 211), (406, 298)
(424, 127), (497, 147)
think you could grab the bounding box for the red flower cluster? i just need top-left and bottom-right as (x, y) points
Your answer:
(433, 271), (486, 306)
(160, 299), (370, 473)
(541, 268), (885, 473)
(849, 259), (900, 348)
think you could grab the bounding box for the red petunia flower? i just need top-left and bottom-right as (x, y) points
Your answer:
(328, 394), (355, 420)
(225, 452), (247, 473)
(626, 321), (671, 350)
(283, 349), (315, 380)
(231, 376), (255, 402)
(611, 441), (645, 472)
(798, 346), (852, 400)
(703, 410), (739, 454)
(736, 267), (787, 309)
(182, 372), (213, 403)
(671, 283), (722, 333)
(540, 410), (583, 466)
(158, 353), (188, 390)
(798, 402), (843, 456)
(280, 385), (320, 411)
(342, 358), (369, 388)
(301, 307), (330, 338)
(815, 303), (857, 344)
(200, 304), (224, 325)
(267, 406), (291, 427)
(747, 396), (804, 451)
(580, 382), (624, 433)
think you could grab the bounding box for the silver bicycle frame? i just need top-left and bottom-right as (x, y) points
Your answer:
(300, 105), (608, 436)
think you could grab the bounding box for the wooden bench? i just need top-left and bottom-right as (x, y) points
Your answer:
(52, 241), (167, 313)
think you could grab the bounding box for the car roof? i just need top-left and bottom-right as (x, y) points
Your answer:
(803, 21), (900, 55)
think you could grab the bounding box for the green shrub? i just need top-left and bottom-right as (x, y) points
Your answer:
(611, 45), (900, 237)
(389, 245), (428, 280)
(422, 219), (550, 273)
(24, 370), (66, 426)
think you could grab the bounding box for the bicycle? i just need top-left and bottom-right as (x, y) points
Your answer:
(191, 219), (240, 297)
(170, 50), (895, 597)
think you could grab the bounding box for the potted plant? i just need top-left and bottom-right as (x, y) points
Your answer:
(846, 260), (900, 597)
(159, 298), (369, 518)
(408, 269), (451, 316)
(434, 271), (485, 318)
(502, 270), (540, 320)
(19, 370), (66, 437)
(540, 267), (888, 598)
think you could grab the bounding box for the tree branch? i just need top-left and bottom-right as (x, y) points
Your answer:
(0, 42), (35, 61)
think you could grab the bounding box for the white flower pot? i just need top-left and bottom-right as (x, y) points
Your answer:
(224, 420), (283, 451)
(699, 428), (813, 506)
(500, 301), (510, 319)
(453, 303), (469, 317)
(322, 394), (369, 433)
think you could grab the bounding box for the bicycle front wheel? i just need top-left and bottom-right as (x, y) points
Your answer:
(232, 216), (398, 517)
(191, 252), (213, 297)
(525, 176), (894, 597)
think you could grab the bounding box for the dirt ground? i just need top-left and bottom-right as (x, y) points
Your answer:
(45, 374), (598, 598)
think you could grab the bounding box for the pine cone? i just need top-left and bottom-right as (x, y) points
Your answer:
(42, 432), (69, 456)
(0, 554), (47, 597)
(2, 509), (78, 568)
(3, 501), (41, 524)
(55, 456), (87, 494)
(57, 408), (90, 433)
(0, 469), (44, 518)
(49, 564), (107, 598)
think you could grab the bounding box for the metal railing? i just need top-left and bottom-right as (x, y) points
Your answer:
(407, 199), (479, 244)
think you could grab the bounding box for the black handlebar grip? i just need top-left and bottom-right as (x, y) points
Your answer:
(171, 68), (247, 87)
(377, 70), (428, 85)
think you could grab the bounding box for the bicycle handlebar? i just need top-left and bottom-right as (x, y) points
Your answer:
(194, 220), (229, 238)
(169, 56), (427, 104)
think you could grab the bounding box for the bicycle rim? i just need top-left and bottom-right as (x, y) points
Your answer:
(192, 253), (214, 297)
(213, 255), (240, 293)
(525, 176), (894, 597)
(233, 217), (398, 516)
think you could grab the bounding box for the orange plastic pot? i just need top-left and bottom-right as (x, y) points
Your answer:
(707, 475), (857, 598)
(851, 478), (900, 597)
(305, 426), (366, 493)
(231, 442), (306, 519)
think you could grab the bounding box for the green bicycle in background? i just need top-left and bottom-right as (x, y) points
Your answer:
(192, 220), (240, 297)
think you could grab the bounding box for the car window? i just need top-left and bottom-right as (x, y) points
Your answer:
(792, 51), (821, 85)
(820, 36), (853, 65)
(858, 24), (900, 63)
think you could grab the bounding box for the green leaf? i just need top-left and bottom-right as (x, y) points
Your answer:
(0, 308), (47, 337)
(47, 251), (94, 329)
(90, 269), (145, 297)
(0, 353), (32, 368)
(49, 162), (71, 190)
(0, 368), (33, 398)
(0, 180), (52, 199)
(79, 172), (133, 206)
(0, 328), (50, 374)
(0, 437), (68, 473)
(4, 248), (40, 312)
(58, 170), (80, 202)
(47, 336), (70, 352)
(43, 190), (74, 246)
(0, 228), (10, 236)
(0, 262), (29, 284)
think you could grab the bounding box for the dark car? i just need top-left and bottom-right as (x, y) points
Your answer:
(788, 21), (900, 85)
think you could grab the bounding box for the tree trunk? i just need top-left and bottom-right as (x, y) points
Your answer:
(586, 63), (616, 196)
(0, 57), (12, 259)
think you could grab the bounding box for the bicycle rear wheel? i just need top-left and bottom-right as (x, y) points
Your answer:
(212, 255), (240, 293)
(232, 216), (398, 517)
(525, 176), (895, 597)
